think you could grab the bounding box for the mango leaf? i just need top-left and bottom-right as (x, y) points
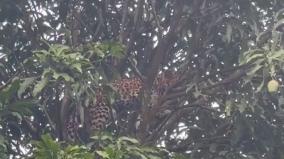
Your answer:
(118, 136), (139, 144)
(0, 135), (7, 158)
(275, 8), (284, 20)
(8, 100), (36, 116)
(0, 79), (20, 104)
(33, 134), (61, 159)
(33, 77), (48, 97)
(129, 151), (148, 159)
(50, 44), (70, 56)
(256, 68), (269, 92)
(63, 145), (94, 159)
(140, 147), (160, 153)
(53, 72), (74, 82)
(91, 134), (113, 141)
(18, 77), (36, 98)
(110, 43), (125, 59)
(93, 47), (105, 58)
(147, 155), (162, 159)
(72, 63), (82, 73)
(237, 99), (247, 113)
(34, 50), (49, 62)
(65, 52), (80, 58)
(273, 19), (284, 32)
(245, 63), (263, 77)
(96, 150), (110, 159)
(256, 31), (271, 46)
(225, 100), (233, 116)
(243, 49), (261, 57)
(224, 24), (233, 43)
(245, 53), (265, 64)
(268, 49), (284, 60)
(255, 78), (265, 93)
(79, 105), (84, 125)
(10, 112), (22, 121)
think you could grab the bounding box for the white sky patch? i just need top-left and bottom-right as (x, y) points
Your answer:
(153, 35), (158, 48)
(211, 102), (219, 108)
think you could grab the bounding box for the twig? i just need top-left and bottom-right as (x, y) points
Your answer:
(119, 0), (130, 43)
(127, 57), (145, 81)
(73, 12), (96, 39)
(150, 0), (163, 38)
(0, 72), (20, 91)
(60, 85), (71, 140)
(94, 8), (104, 38)
(40, 98), (56, 131)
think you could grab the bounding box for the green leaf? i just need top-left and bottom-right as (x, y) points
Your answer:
(0, 79), (21, 104)
(225, 100), (233, 116)
(66, 52), (83, 60)
(34, 50), (49, 62)
(8, 100), (35, 116)
(245, 53), (265, 64)
(147, 155), (162, 159)
(33, 77), (48, 97)
(79, 105), (84, 125)
(237, 99), (247, 113)
(275, 8), (284, 20)
(53, 72), (74, 82)
(246, 64), (263, 76)
(273, 19), (284, 32)
(33, 134), (61, 159)
(118, 136), (139, 144)
(269, 49), (284, 59)
(110, 43), (125, 59)
(11, 112), (22, 121)
(93, 47), (105, 58)
(50, 44), (70, 56)
(256, 78), (265, 93)
(72, 63), (83, 73)
(18, 77), (36, 98)
(225, 24), (233, 43)
(96, 150), (110, 159)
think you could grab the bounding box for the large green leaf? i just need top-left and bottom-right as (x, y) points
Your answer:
(33, 134), (61, 159)
(118, 136), (139, 144)
(32, 77), (48, 97)
(71, 63), (83, 73)
(109, 42), (125, 59)
(96, 150), (110, 159)
(50, 44), (70, 56)
(53, 71), (74, 82)
(8, 100), (36, 116)
(17, 77), (36, 98)
(0, 78), (20, 104)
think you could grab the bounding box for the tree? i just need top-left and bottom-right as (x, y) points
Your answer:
(1, 0), (284, 158)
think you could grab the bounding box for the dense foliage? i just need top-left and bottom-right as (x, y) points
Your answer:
(32, 133), (166, 159)
(1, 0), (284, 158)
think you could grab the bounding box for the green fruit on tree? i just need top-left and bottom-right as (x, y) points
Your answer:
(267, 79), (279, 93)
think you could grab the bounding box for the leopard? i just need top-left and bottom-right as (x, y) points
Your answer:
(88, 89), (111, 132)
(112, 77), (142, 110)
(65, 110), (80, 141)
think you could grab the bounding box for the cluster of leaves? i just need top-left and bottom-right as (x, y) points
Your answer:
(92, 133), (165, 159)
(238, 8), (284, 92)
(33, 134), (94, 159)
(0, 77), (37, 158)
(0, 41), (125, 157)
(223, 9), (284, 116)
(32, 133), (174, 159)
(22, 41), (125, 97)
